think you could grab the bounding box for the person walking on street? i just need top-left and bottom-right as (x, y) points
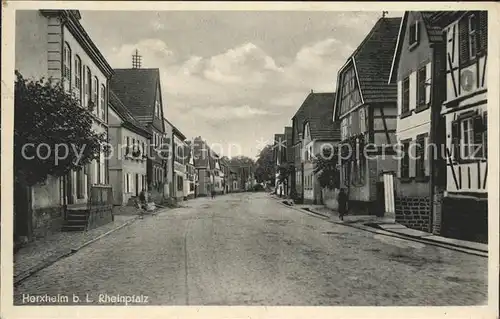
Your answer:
(138, 189), (147, 219)
(211, 184), (216, 199)
(337, 188), (348, 221)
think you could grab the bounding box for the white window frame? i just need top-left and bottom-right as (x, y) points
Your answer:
(93, 76), (99, 116)
(100, 84), (106, 121)
(468, 14), (478, 60)
(460, 117), (474, 160)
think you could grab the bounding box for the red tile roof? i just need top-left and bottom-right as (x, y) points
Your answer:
(109, 90), (150, 137)
(293, 92), (340, 141)
(351, 17), (401, 103)
(110, 68), (160, 124)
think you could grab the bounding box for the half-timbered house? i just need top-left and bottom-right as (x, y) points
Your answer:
(333, 17), (401, 216)
(388, 11), (447, 233)
(430, 11), (488, 243)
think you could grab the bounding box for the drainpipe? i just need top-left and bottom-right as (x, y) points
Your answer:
(428, 41), (445, 234)
(428, 44), (436, 234)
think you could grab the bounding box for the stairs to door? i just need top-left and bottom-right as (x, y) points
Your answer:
(62, 208), (88, 232)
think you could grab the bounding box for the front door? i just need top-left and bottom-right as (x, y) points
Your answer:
(135, 174), (139, 196)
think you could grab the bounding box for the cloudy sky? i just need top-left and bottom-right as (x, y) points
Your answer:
(81, 10), (402, 158)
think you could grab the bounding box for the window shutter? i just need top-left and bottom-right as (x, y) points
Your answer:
(416, 20), (420, 44)
(458, 17), (469, 65)
(479, 11), (488, 53)
(473, 114), (484, 157)
(451, 120), (460, 161)
(397, 81), (402, 115)
(409, 140), (415, 178)
(425, 62), (432, 105)
(483, 112), (488, 158)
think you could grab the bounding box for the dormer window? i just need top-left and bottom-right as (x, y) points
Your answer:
(409, 20), (420, 49)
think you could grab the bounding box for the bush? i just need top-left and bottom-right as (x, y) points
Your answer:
(253, 184), (264, 192)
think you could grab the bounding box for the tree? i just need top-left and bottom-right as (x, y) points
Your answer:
(14, 71), (107, 187)
(313, 147), (340, 190)
(255, 144), (275, 183)
(277, 162), (293, 184)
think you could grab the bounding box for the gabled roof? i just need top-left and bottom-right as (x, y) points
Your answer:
(108, 90), (151, 137)
(334, 17), (401, 119)
(110, 68), (160, 123)
(292, 92), (340, 141)
(388, 12), (444, 84)
(192, 136), (218, 169)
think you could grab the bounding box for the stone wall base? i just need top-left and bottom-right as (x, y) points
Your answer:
(88, 205), (114, 230)
(441, 196), (488, 243)
(32, 206), (65, 239)
(395, 196), (431, 232)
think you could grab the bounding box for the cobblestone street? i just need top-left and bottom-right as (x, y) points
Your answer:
(14, 193), (487, 306)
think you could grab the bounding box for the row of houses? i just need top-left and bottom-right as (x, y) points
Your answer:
(14, 10), (249, 241)
(272, 11), (488, 243)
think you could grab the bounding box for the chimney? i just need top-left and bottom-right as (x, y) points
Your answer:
(310, 89), (313, 94)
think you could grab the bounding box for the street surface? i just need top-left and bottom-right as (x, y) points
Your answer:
(14, 193), (487, 306)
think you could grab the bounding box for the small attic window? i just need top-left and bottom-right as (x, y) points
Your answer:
(409, 20), (420, 49)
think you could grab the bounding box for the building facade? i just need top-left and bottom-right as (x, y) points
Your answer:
(172, 128), (187, 202)
(431, 11), (488, 243)
(15, 10), (114, 237)
(333, 17), (401, 216)
(108, 90), (150, 206)
(110, 68), (167, 203)
(389, 11), (447, 232)
(184, 141), (197, 199)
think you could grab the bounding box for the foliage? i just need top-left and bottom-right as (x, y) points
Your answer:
(253, 184), (264, 192)
(277, 162), (293, 184)
(313, 147), (340, 190)
(14, 71), (107, 186)
(255, 144), (275, 183)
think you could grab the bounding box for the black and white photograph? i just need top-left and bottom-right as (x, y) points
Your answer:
(1, 2), (499, 318)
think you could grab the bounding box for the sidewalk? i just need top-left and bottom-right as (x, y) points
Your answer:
(14, 212), (141, 284)
(271, 195), (488, 255)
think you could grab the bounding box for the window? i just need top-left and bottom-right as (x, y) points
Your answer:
(100, 151), (106, 184)
(461, 117), (474, 159)
(74, 55), (82, 101)
(409, 20), (420, 47)
(85, 67), (92, 108)
(468, 14), (478, 60)
(401, 140), (410, 179)
(452, 113), (487, 161)
(63, 42), (72, 85)
(339, 66), (361, 115)
(177, 175), (183, 191)
(93, 76), (99, 116)
(459, 12), (486, 64)
(415, 134), (427, 179)
(402, 77), (410, 114)
(126, 136), (130, 156)
(417, 66), (427, 107)
(100, 85), (106, 120)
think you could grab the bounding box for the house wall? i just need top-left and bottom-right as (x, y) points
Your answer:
(15, 11), (50, 80)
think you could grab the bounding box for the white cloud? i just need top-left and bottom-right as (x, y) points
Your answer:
(187, 105), (271, 121)
(109, 37), (354, 154)
(109, 39), (175, 68)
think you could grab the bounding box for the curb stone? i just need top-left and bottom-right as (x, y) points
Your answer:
(14, 215), (141, 286)
(273, 197), (488, 258)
